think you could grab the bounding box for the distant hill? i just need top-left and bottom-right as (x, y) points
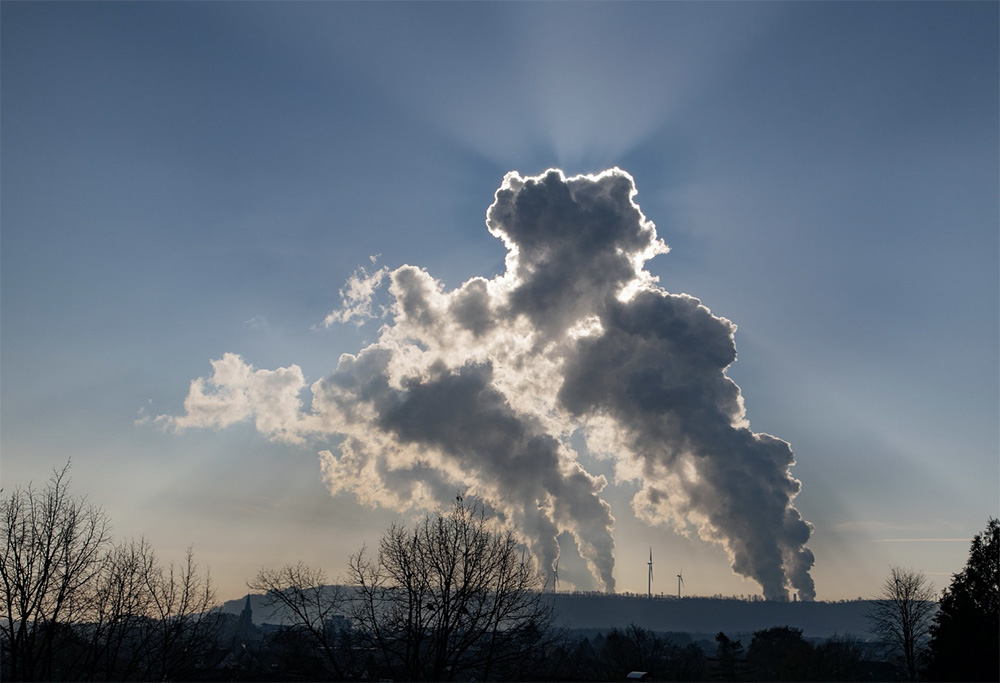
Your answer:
(548, 593), (874, 639)
(222, 589), (875, 639)
(221, 593), (272, 620)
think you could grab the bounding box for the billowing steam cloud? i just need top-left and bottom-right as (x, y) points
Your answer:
(161, 169), (815, 600)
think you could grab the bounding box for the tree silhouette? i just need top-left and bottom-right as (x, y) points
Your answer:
(746, 626), (812, 682)
(715, 631), (745, 681)
(925, 517), (999, 681)
(600, 624), (673, 679)
(0, 465), (224, 682)
(866, 566), (936, 682)
(811, 633), (866, 682)
(347, 498), (556, 681)
(249, 562), (349, 679)
(0, 462), (111, 680)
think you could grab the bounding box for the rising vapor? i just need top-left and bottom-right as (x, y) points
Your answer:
(161, 169), (815, 600)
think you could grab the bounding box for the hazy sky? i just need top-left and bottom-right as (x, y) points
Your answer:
(3, 1), (997, 603)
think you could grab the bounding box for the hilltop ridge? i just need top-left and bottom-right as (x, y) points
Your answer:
(549, 593), (873, 638)
(222, 590), (874, 639)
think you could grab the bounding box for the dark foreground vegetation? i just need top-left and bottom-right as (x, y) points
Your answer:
(3, 465), (997, 681)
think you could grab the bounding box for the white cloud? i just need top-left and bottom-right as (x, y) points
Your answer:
(159, 353), (311, 444)
(323, 261), (389, 327)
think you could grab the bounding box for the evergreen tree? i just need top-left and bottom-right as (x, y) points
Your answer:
(715, 632), (745, 682)
(746, 626), (813, 682)
(925, 517), (999, 682)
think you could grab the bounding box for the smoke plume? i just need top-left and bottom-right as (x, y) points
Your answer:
(162, 168), (815, 600)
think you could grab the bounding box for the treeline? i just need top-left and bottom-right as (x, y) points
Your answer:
(218, 621), (884, 682)
(0, 464), (223, 681)
(3, 465), (997, 681)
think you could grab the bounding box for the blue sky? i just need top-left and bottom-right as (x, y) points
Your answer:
(3, 1), (997, 602)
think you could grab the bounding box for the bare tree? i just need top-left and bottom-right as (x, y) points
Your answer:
(140, 546), (224, 681)
(77, 537), (158, 681)
(599, 624), (676, 680)
(249, 562), (349, 679)
(867, 566), (936, 681)
(0, 462), (111, 681)
(1, 465), (224, 681)
(347, 499), (556, 682)
(812, 633), (866, 682)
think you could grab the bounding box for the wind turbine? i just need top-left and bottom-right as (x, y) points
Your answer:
(677, 569), (684, 599)
(647, 548), (653, 599)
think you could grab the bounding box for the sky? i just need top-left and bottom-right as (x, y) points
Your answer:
(2, 1), (997, 604)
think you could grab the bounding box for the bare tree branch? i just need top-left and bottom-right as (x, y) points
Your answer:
(249, 562), (347, 679)
(867, 565), (936, 681)
(0, 462), (111, 680)
(346, 499), (556, 682)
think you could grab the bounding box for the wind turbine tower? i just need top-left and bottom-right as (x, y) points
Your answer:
(647, 548), (653, 599)
(677, 570), (684, 599)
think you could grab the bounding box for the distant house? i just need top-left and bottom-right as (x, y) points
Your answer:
(626, 672), (650, 681)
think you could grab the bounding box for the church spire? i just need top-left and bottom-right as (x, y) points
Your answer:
(239, 593), (253, 629)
